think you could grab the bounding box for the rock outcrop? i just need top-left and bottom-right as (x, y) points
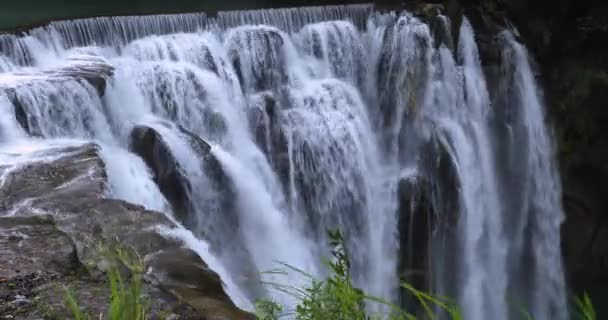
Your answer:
(396, 131), (461, 307)
(0, 142), (252, 319)
(129, 124), (237, 229)
(397, 173), (433, 295)
(130, 125), (193, 223)
(0, 215), (79, 279)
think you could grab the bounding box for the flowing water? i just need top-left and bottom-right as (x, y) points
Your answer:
(0, 4), (566, 319)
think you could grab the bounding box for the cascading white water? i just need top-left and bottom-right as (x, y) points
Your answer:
(0, 55), (15, 72)
(0, 5), (567, 319)
(424, 19), (508, 320)
(493, 31), (568, 319)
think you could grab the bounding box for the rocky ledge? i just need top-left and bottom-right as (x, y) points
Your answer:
(0, 143), (253, 320)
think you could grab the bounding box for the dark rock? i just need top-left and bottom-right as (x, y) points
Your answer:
(0, 142), (250, 319)
(420, 130), (461, 227)
(129, 125), (256, 292)
(561, 146), (608, 294)
(0, 215), (78, 279)
(8, 90), (31, 136)
(396, 130), (461, 309)
(246, 92), (289, 181)
(146, 248), (255, 320)
(0, 271), (61, 319)
(129, 124), (239, 233)
(0, 143), (106, 212)
(397, 173), (433, 301)
(177, 124), (233, 199)
(130, 125), (193, 223)
(51, 55), (114, 95)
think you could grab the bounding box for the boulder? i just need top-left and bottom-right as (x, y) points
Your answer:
(129, 125), (255, 289)
(0, 143), (106, 212)
(146, 248), (255, 320)
(0, 142), (252, 319)
(130, 125), (193, 223)
(177, 124), (234, 199)
(129, 125), (238, 231)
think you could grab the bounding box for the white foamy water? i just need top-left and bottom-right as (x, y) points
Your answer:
(0, 6), (567, 319)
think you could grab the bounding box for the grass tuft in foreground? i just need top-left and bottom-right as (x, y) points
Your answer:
(256, 229), (462, 320)
(65, 233), (596, 320)
(64, 245), (149, 320)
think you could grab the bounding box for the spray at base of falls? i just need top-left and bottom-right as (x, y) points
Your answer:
(0, 5), (567, 319)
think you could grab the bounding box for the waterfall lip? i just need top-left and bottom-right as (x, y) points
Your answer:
(0, 3), (380, 76)
(0, 54), (112, 87)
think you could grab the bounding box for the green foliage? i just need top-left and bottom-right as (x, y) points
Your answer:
(64, 245), (149, 320)
(106, 264), (148, 320)
(290, 229), (367, 320)
(63, 234), (596, 320)
(574, 293), (596, 320)
(257, 229), (462, 320)
(256, 300), (283, 320)
(64, 289), (89, 320)
(399, 283), (462, 320)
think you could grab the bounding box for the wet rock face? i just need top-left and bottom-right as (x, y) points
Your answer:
(177, 124), (234, 199)
(227, 27), (288, 93)
(396, 131), (461, 304)
(1, 56), (114, 137)
(246, 92), (291, 188)
(0, 143), (107, 212)
(561, 151), (608, 293)
(130, 125), (193, 223)
(128, 124), (254, 285)
(0, 142), (251, 319)
(146, 248), (255, 320)
(129, 125), (238, 231)
(397, 174), (433, 295)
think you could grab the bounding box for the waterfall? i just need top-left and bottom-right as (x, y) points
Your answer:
(0, 4), (567, 319)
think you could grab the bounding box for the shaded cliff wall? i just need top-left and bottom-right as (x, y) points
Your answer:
(455, 0), (608, 314)
(503, 0), (608, 301)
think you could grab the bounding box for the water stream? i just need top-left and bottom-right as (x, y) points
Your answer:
(0, 5), (566, 319)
